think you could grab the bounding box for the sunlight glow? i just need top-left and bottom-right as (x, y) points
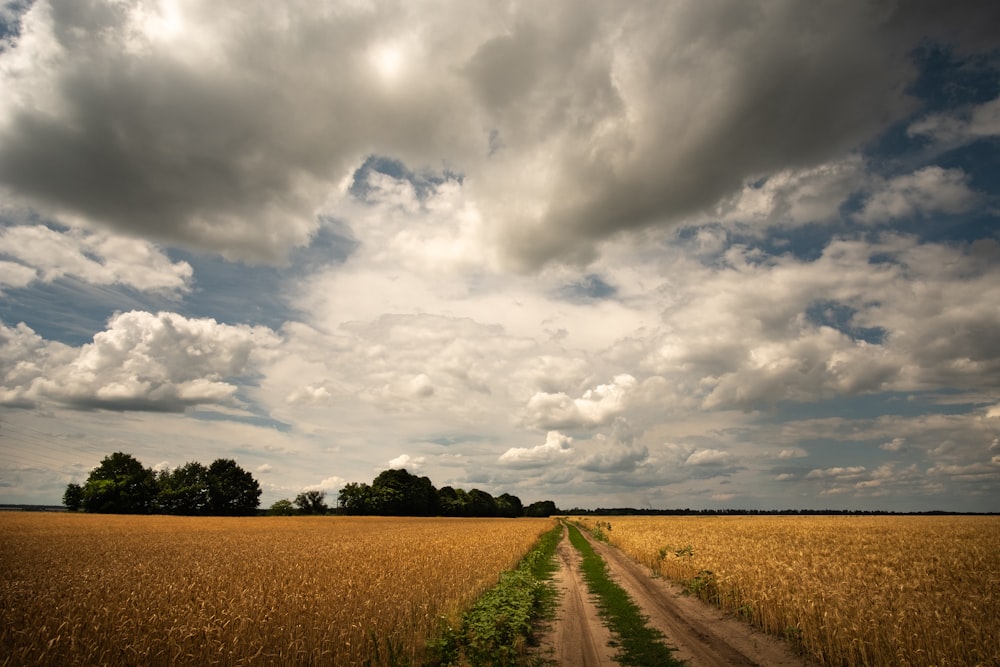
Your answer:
(370, 43), (404, 82)
(136, 0), (185, 43)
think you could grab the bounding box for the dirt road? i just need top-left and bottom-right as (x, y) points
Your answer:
(534, 525), (816, 666)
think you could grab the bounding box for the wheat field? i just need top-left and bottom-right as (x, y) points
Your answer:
(0, 513), (554, 666)
(574, 515), (999, 667)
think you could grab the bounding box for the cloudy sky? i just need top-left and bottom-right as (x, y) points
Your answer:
(1, 0), (998, 512)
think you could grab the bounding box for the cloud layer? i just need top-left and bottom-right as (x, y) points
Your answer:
(2, 1), (997, 268)
(1, 1), (998, 511)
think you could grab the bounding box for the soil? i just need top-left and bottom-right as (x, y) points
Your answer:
(532, 525), (818, 666)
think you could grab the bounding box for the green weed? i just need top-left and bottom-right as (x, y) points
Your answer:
(425, 525), (561, 666)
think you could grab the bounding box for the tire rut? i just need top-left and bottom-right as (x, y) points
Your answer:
(534, 524), (817, 667)
(586, 532), (816, 667)
(535, 524), (617, 666)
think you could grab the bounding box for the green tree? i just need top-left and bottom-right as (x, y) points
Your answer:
(81, 452), (158, 514)
(524, 500), (559, 517)
(496, 492), (524, 518)
(268, 499), (297, 516)
(370, 468), (438, 515)
(62, 483), (83, 511)
(467, 488), (498, 517)
(437, 485), (465, 516)
(206, 459), (261, 516)
(294, 490), (329, 515)
(337, 482), (373, 514)
(156, 461), (210, 515)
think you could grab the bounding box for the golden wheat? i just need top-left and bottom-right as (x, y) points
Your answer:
(0, 513), (554, 666)
(574, 515), (999, 667)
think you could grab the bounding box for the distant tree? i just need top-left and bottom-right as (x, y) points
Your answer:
(294, 490), (329, 515)
(81, 452), (158, 514)
(369, 483), (406, 515)
(524, 500), (559, 517)
(268, 499), (297, 516)
(496, 493), (524, 518)
(339, 471), (537, 518)
(467, 489), (498, 517)
(437, 486), (467, 516)
(156, 462), (210, 515)
(370, 469), (438, 515)
(206, 459), (261, 516)
(63, 483), (83, 511)
(337, 482), (373, 514)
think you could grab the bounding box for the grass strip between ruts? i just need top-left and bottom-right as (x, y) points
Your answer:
(565, 522), (684, 667)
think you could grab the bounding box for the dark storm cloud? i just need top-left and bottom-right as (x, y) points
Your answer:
(2, 1), (998, 268)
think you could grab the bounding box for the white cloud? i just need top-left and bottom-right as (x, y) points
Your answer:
(304, 476), (346, 493)
(806, 466), (867, 480)
(712, 157), (864, 228)
(0, 321), (74, 407)
(579, 443), (649, 474)
(685, 449), (733, 466)
(856, 167), (978, 224)
(632, 234), (1000, 412)
(777, 448), (807, 459)
(0, 260), (37, 289)
(388, 454), (425, 471)
(523, 374), (636, 430)
(0, 311), (279, 411)
(499, 431), (572, 468)
(0, 222), (192, 292)
(907, 96), (1000, 146)
(881, 437), (906, 452)
(285, 384), (332, 405)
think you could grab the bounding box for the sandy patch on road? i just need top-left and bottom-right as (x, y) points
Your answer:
(533, 526), (617, 666)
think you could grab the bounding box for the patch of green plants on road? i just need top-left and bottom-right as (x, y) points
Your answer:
(565, 523), (684, 667)
(426, 525), (561, 666)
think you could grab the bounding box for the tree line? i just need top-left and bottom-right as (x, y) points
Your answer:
(64, 455), (560, 518)
(333, 468), (559, 517)
(63, 452), (261, 516)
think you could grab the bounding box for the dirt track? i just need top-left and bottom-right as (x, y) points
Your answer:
(534, 525), (817, 666)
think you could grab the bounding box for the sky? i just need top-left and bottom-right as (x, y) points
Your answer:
(1, 0), (999, 513)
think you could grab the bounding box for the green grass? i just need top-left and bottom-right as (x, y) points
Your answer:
(566, 522), (684, 667)
(425, 524), (562, 666)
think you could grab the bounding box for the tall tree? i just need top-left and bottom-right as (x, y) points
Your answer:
(467, 489), (498, 517)
(370, 468), (438, 515)
(524, 500), (559, 517)
(206, 459), (261, 516)
(496, 493), (524, 518)
(268, 499), (297, 516)
(81, 452), (158, 514)
(437, 486), (467, 516)
(157, 461), (210, 515)
(62, 483), (83, 511)
(337, 482), (373, 514)
(294, 490), (329, 515)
